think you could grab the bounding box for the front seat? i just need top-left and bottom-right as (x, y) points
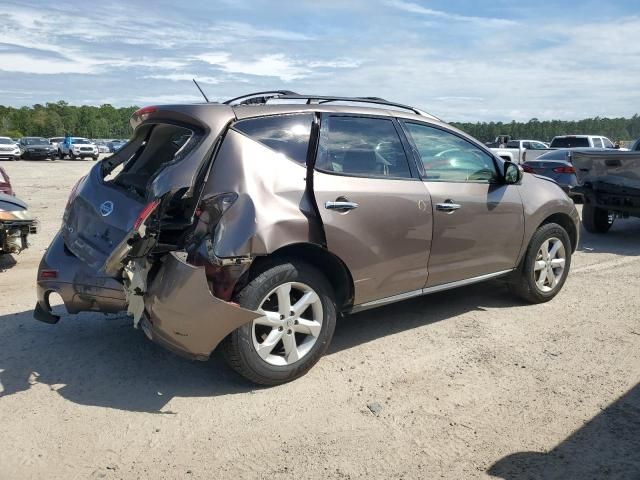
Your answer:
(342, 145), (378, 175)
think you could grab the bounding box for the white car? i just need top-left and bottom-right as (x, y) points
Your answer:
(59, 137), (99, 160)
(0, 137), (21, 160)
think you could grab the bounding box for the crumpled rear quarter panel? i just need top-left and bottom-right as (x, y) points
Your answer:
(202, 128), (322, 259)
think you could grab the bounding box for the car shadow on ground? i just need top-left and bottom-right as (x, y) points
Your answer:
(0, 281), (524, 413)
(488, 382), (640, 479)
(578, 217), (640, 256)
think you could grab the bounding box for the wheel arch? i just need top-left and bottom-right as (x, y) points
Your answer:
(236, 243), (355, 313)
(539, 212), (578, 252)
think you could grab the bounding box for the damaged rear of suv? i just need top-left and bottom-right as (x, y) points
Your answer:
(35, 92), (579, 385)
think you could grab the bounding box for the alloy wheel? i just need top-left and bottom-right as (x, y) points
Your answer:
(251, 282), (323, 366)
(533, 237), (566, 293)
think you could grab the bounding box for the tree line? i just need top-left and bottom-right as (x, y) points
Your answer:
(450, 116), (640, 144)
(1, 101), (639, 143)
(0, 101), (137, 139)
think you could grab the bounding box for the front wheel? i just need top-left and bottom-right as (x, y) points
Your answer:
(582, 204), (612, 234)
(69, 151), (76, 160)
(222, 259), (336, 385)
(508, 223), (572, 304)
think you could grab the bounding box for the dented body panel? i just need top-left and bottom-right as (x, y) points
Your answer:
(200, 128), (323, 259)
(142, 252), (260, 360)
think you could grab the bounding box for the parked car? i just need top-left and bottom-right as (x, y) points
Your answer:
(549, 135), (617, 149)
(49, 137), (65, 154)
(107, 139), (127, 152)
(571, 149), (640, 233)
(0, 166), (13, 195)
(0, 137), (21, 160)
(490, 139), (551, 164)
(58, 137), (99, 160)
(35, 92), (579, 385)
(19, 137), (57, 160)
(95, 142), (110, 154)
(0, 192), (37, 255)
(522, 149), (580, 198)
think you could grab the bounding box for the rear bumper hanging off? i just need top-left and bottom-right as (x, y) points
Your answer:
(142, 252), (261, 360)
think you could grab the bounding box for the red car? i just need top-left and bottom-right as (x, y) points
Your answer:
(0, 166), (13, 196)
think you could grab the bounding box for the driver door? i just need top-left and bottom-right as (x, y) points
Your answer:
(401, 121), (525, 287)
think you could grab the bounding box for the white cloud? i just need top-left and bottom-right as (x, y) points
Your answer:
(144, 74), (221, 84)
(387, 0), (518, 26)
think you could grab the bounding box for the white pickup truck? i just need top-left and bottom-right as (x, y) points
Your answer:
(491, 139), (550, 164)
(549, 135), (620, 150)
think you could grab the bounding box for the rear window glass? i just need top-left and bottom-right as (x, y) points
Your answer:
(592, 138), (603, 148)
(233, 113), (313, 165)
(103, 123), (195, 196)
(538, 150), (569, 160)
(550, 137), (590, 148)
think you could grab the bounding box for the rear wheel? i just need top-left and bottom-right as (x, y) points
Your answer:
(57, 150), (65, 159)
(69, 151), (76, 160)
(508, 223), (571, 303)
(222, 259), (336, 385)
(582, 204), (612, 234)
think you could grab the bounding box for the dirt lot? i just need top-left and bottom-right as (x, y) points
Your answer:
(1, 159), (639, 479)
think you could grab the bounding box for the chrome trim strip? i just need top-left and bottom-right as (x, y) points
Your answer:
(352, 269), (514, 312)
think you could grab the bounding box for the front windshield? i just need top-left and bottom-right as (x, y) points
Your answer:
(25, 138), (49, 145)
(0, 138), (12, 145)
(71, 138), (91, 144)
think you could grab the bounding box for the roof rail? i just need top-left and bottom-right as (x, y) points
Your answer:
(223, 92), (440, 120)
(223, 90), (299, 106)
(279, 94), (440, 120)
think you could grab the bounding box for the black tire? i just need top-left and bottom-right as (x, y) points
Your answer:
(508, 222), (572, 304)
(92, 155), (99, 161)
(222, 259), (337, 385)
(58, 150), (65, 159)
(582, 204), (612, 234)
(69, 152), (76, 160)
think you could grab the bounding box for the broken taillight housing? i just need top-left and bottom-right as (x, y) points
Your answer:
(134, 199), (161, 231)
(202, 193), (237, 217)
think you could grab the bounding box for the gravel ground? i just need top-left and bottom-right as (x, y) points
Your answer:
(0, 159), (639, 479)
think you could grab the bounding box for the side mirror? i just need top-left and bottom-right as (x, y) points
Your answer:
(504, 161), (523, 184)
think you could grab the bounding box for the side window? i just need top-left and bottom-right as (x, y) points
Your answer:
(602, 138), (614, 148)
(592, 137), (603, 148)
(522, 142), (531, 149)
(403, 122), (497, 183)
(233, 113), (313, 165)
(532, 142), (547, 150)
(316, 116), (412, 178)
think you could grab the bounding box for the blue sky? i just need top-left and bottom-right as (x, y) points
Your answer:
(0, 0), (638, 121)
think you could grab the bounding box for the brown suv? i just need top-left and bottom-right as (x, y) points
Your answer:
(35, 92), (580, 385)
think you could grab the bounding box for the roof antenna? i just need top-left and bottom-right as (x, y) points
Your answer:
(192, 78), (210, 103)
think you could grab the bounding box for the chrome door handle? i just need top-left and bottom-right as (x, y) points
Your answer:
(325, 201), (359, 211)
(436, 202), (462, 213)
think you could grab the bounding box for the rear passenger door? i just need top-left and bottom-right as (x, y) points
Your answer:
(312, 114), (432, 306)
(401, 121), (524, 287)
